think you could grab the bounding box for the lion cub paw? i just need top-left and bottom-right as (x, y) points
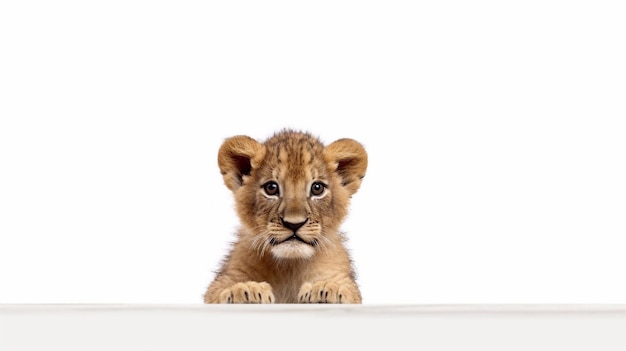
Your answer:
(219, 281), (274, 304)
(298, 281), (361, 304)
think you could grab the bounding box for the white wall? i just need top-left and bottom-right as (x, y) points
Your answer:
(1, 0), (624, 304)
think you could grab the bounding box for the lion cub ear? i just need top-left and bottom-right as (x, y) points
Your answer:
(324, 138), (368, 195)
(217, 135), (266, 191)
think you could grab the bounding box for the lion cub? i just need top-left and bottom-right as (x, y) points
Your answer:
(203, 129), (367, 304)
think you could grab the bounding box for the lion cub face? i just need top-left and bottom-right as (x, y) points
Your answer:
(217, 130), (367, 260)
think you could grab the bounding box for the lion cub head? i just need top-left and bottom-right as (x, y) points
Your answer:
(217, 129), (367, 260)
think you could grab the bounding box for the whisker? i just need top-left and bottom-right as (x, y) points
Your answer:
(318, 234), (334, 251)
(260, 239), (271, 257)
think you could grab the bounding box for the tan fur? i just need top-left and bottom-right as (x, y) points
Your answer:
(204, 129), (367, 304)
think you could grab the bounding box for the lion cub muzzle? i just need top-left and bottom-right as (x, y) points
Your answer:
(271, 217), (313, 245)
(269, 216), (318, 259)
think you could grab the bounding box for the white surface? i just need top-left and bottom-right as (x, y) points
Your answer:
(1, 1), (625, 305)
(2, 304), (626, 351)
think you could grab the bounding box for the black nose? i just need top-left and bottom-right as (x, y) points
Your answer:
(280, 218), (308, 233)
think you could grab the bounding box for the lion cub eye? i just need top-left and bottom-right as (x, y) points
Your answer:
(262, 181), (280, 196)
(310, 182), (326, 196)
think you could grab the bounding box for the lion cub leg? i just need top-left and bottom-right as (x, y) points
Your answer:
(298, 280), (361, 304)
(208, 281), (275, 304)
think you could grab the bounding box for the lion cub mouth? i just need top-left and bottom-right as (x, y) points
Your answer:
(269, 234), (317, 259)
(270, 234), (315, 246)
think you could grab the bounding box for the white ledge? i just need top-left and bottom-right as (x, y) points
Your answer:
(2, 304), (626, 351)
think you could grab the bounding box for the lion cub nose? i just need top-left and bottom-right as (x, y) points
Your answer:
(280, 218), (308, 233)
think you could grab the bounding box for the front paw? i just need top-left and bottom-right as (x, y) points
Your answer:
(298, 281), (361, 304)
(219, 281), (274, 304)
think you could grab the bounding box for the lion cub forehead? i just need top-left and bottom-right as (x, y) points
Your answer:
(261, 130), (328, 179)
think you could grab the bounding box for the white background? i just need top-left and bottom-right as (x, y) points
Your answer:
(1, 1), (624, 304)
